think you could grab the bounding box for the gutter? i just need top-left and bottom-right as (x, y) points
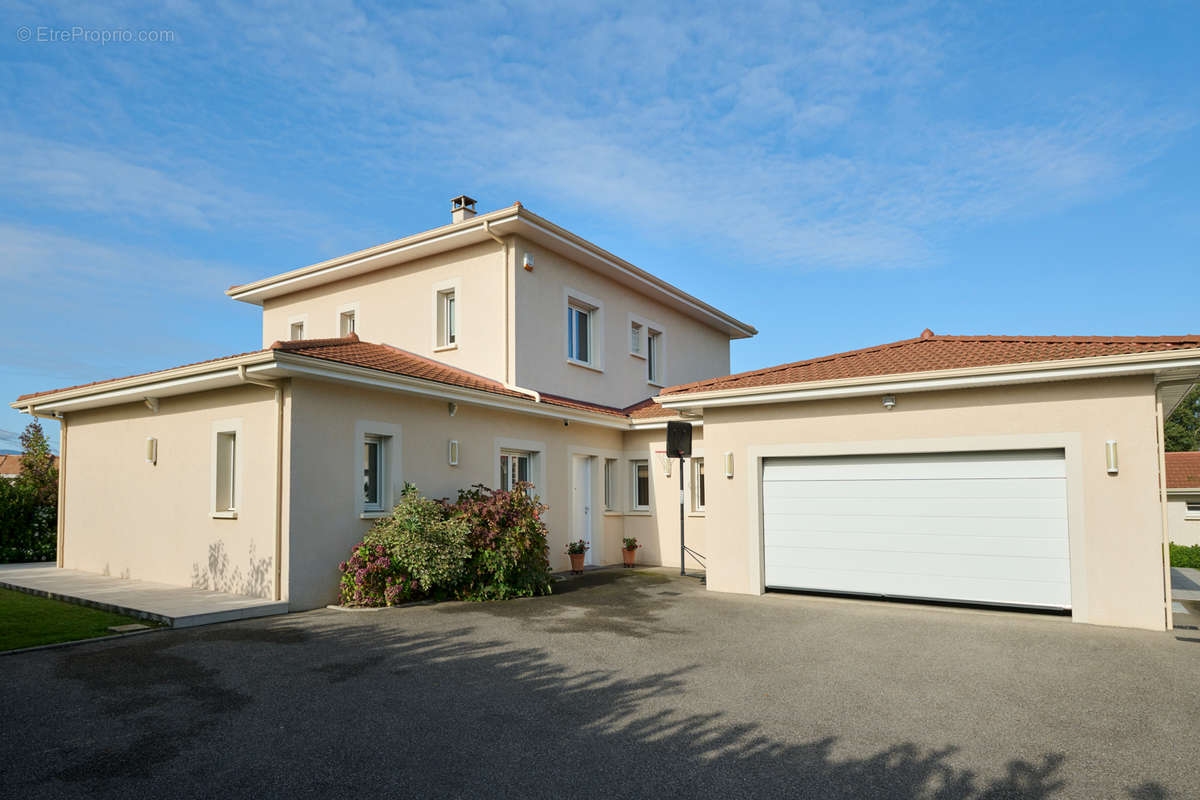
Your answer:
(238, 365), (286, 603)
(658, 352), (1200, 410)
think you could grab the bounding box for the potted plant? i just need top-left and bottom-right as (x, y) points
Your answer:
(622, 537), (641, 568)
(566, 539), (589, 574)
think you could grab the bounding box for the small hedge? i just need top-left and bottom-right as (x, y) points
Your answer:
(1170, 542), (1200, 569)
(338, 482), (553, 606)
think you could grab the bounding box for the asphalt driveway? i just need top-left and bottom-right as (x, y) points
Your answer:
(1, 569), (1197, 799)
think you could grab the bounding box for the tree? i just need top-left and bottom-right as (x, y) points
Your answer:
(1165, 385), (1200, 452)
(17, 421), (58, 507)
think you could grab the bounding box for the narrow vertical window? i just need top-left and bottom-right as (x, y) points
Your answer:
(647, 330), (662, 383)
(692, 458), (705, 511)
(215, 431), (237, 513)
(567, 304), (591, 364)
(289, 321), (305, 340)
(340, 310), (356, 336)
(632, 460), (649, 510)
(437, 289), (456, 347)
(630, 322), (642, 355)
(603, 458), (617, 511)
(363, 435), (384, 511)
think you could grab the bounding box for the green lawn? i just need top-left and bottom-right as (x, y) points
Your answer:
(0, 587), (155, 652)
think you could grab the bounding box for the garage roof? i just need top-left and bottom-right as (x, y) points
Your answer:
(662, 330), (1200, 396)
(1166, 452), (1200, 490)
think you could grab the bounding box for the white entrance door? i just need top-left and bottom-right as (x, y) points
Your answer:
(762, 450), (1071, 609)
(572, 456), (594, 565)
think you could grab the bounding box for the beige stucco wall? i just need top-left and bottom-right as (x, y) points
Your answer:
(1166, 495), (1200, 546)
(512, 236), (732, 408)
(261, 241), (508, 382)
(620, 428), (708, 570)
(698, 375), (1170, 631)
(285, 378), (630, 609)
(60, 386), (282, 599)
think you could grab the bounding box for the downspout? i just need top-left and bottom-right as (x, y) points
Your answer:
(238, 365), (285, 603)
(22, 406), (65, 567)
(1155, 393), (1173, 631)
(484, 219), (541, 404)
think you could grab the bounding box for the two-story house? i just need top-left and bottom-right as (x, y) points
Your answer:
(12, 198), (754, 609)
(14, 196), (1200, 631)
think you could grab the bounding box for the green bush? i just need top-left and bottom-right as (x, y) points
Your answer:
(364, 485), (471, 596)
(1170, 542), (1200, 569)
(455, 483), (553, 601)
(0, 479), (55, 563)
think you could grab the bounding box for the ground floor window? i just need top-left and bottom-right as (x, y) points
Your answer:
(603, 458), (617, 510)
(214, 431), (237, 513)
(692, 457), (705, 511)
(631, 459), (649, 510)
(500, 450), (532, 493)
(363, 434), (386, 512)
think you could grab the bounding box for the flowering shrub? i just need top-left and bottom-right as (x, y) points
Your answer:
(565, 539), (589, 555)
(622, 537), (641, 551)
(454, 483), (554, 601)
(336, 483), (551, 606)
(337, 542), (420, 607)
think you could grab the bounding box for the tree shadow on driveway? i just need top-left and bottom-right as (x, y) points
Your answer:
(0, 583), (1176, 799)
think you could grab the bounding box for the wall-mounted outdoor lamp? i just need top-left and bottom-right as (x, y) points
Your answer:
(523, 252), (535, 271)
(1105, 440), (1119, 474)
(448, 439), (459, 466)
(882, 394), (896, 410)
(724, 451), (734, 478)
(448, 402), (457, 417)
(145, 437), (158, 465)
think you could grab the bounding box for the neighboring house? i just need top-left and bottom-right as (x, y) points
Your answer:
(0, 453), (58, 480)
(10, 196), (1200, 631)
(1165, 452), (1200, 547)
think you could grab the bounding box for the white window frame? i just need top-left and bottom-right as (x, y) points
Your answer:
(630, 320), (644, 358)
(499, 449), (534, 494)
(493, 437), (545, 495)
(337, 302), (359, 337)
(1186, 499), (1200, 520)
(354, 421), (402, 518)
(646, 327), (665, 386)
(288, 314), (307, 341)
(629, 313), (664, 385)
(564, 287), (604, 371)
(362, 434), (387, 513)
(603, 457), (618, 511)
(210, 418), (243, 519)
(691, 457), (705, 513)
(630, 459), (650, 512)
(432, 278), (461, 351)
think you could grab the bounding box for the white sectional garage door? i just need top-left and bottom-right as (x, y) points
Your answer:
(762, 450), (1071, 609)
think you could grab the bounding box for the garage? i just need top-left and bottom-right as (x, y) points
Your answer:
(762, 450), (1071, 609)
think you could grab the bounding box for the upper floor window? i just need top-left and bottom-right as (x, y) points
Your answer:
(647, 329), (663, 384)
(289, 321), (305, 340)
(567, 303), (592, 364)
(437, 289), (456, 348)
(339, 310), (356, 336)
(630, 321), (643, 355)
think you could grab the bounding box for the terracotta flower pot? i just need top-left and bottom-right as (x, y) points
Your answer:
(568, 553), (585, 574)
(622, 548), (637, 568)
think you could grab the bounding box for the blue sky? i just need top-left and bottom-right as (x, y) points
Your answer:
(2, 1), (1197, 452)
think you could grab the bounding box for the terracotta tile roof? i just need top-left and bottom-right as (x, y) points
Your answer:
(16, 349), (270, 401)
(662, 331), (1200, 396)
(1166, 452), (1200, 490)
(0, 454), (58, 476)
(17, 333), (664, 423)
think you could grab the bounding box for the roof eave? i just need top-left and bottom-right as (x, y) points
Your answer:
(657, 349), (1200, 410)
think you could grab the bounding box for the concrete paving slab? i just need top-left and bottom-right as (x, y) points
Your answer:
(0, 563), (288, 627)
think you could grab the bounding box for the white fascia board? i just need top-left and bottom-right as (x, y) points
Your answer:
(227, 210), (522, 305)
(261, 355), (631, 430)
(508, 214), (756, 339)
(658, 353), (1200, 410)
(628, 418), (703, 430)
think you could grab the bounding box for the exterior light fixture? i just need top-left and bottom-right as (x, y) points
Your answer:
(448, 402), (457, 417)
(1105, 440), (1119, 474)
(523, 253), (534, 271)
(448, 439), (459, 466)
(664, 457), (672, 478)
(724, 451), (734, 478)
(145, 437), (158, 465)
(882, 394), (896, 410)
